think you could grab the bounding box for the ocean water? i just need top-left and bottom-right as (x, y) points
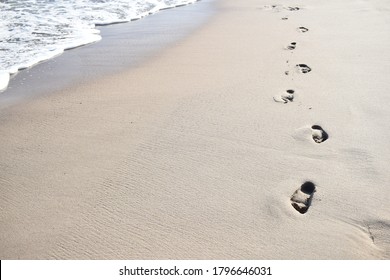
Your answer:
(0, 0), (200, 91)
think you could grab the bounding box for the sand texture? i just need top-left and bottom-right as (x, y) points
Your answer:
(1, 0), (390, 259)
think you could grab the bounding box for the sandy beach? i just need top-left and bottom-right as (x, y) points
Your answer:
(1, 0), (390, 259)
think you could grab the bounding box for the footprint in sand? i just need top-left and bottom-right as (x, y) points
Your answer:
(273, 89), (295, 103)
(311, 125), (329, 143)
(286, 42), (297, 50)
(296, 64), (312, 73)
(286, 7), (300, 11)
(297, 26), (309, 33)
(291, 181), (316, 214)
(262, 5), (280, 11)
(263, 5), (300, 12)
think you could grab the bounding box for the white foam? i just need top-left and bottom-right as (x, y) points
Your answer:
(0, 0), (199, 92)
(0, 71), (10, 92)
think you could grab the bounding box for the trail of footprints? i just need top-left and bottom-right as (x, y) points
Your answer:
(263, 5), (329, 214)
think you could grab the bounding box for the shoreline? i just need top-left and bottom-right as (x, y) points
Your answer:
(1, 0), (390, 259)
(0, 0), (214, 109)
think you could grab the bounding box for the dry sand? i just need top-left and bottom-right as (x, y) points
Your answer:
(1, 0), (390, 259)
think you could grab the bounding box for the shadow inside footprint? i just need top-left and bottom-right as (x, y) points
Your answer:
(297, 26), (309, 33)
(273, 89), (295, 103)
(296, 64), (311, 73)
(311, 125), (329, 143)
(286, 42), (297, 50)
(291, 181), (316, 214)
